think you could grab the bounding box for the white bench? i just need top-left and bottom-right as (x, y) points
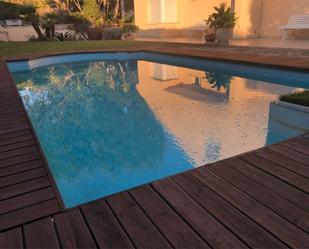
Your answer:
(279, 15), (309, 40)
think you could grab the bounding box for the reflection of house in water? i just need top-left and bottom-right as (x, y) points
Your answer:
(150, 63), (178, 81)
(245, 79), (298, 95)
(150, 62), (231, 103)
(136, 60), (300, 166)
(137, 61), (277, 165)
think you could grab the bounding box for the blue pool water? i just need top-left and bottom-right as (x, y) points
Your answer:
(9, 52), (308, 208)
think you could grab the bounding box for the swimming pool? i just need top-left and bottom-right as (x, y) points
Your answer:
(9, 52), (308, 208)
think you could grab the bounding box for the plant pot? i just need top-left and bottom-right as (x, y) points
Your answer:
(86, 27), (102, 40)
(204, 33), (216, 43)
(215, 28), (231, 45)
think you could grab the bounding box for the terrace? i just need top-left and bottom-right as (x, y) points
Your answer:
(0, 0), (309, 248)
(0, 41), (308, 248)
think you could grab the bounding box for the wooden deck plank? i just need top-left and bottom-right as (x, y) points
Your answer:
(281, 139), (309, 156)
(107, 192), (172, 249)
(23, 217), (60, 249)
(240, 152), (309, 193)
(81, 199), (134, 249)
(0, 124), (31, 135)
(0, 159), (44, 178)
(0, 177), (51, 201)
(191, 167), (309, 248)
(0, 117), (27, 128)
(0, 152), (41, 169)
(0, 129), (32, 141)
(130, 184), (211, 249)
(0, 199), (60, 231)
(152, 178), (249, 248)
(0, 145), (38, 161)
(0, 167), (46, 188)
(207, 161), (309, 232)
(256, 148), (309, 178)
(0, 187), (55, 215)
(269, 144), (309, 166)
(225, 156), (309, 212)
(0, 139), (36, 153)
(0, 228), (23, 249)
(0, 134), (34, 147)
(171, 173), (287, 248)
(53, 209), (97, 249)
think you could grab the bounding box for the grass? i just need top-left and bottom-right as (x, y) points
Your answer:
(280, 90), (309, 107)
(0, 40), (160, 57)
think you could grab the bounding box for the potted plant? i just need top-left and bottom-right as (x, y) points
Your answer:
(205, 3), (237, 45)
(203, 27), (216, 44)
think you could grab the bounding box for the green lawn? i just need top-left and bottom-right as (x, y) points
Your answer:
(0, 40), (159, 57)
(280, 90), (309, 107)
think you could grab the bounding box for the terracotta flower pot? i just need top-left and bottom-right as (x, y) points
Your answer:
(87, 27), (103, 40)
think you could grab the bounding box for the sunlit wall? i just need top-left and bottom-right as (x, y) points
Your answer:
(134, 0), (309, 39)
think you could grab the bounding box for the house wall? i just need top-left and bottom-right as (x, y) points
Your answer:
(259, 0), (309, 39)
(134, 0), (229, 37)
(233, 0), (263, 39)
(134, 0), (309, 39)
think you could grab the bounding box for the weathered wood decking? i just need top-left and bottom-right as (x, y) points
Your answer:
(0, 50), (309, 248)
(0, 62), (62, 231)
(0, 134), (308, 248)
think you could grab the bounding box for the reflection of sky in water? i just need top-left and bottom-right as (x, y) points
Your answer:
(12, 59), (306, 208)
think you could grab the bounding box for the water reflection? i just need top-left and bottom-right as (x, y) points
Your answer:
(13, 59), (305, 207)
(136, 61), (303, 166)
(15, 60), (193, 208)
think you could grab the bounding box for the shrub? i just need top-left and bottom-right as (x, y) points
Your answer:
(55, 31), (74, 41)
(0, 1), (36, 20)
(82, 0), (103, 27)
(26, 34), (50, 41)
(102, 26), (123, 40)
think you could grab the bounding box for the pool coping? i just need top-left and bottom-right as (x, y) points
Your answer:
(3, 45), (309, 73)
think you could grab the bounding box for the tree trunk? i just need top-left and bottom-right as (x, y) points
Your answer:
(32, 23), (43, 39)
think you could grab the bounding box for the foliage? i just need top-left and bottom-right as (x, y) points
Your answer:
(205, 3), (237, 30)
(280, 90), (309, 107)
(120, 15), (139, 33)
(82, 0), (103, 27)
(101, 26), (122, 39)
(41, 12), (58, 38)
(122, 23), (139, 34)
(14, 60), (166, 179)
(67, 13), (91, 39)
(27, 34), (50, 41)
(0, 1), (36, 20)
(55, 31), (74, 41)
(23, 0), (49, 9)
(205, 71), (233, 91)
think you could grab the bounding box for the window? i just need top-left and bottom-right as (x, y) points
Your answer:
(147, 0), (178, 24)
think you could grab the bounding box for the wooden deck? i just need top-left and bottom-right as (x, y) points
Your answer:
(0, 50), (309, 248)
(0, 62), (62, 231)
(0, 134), (308, 248)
